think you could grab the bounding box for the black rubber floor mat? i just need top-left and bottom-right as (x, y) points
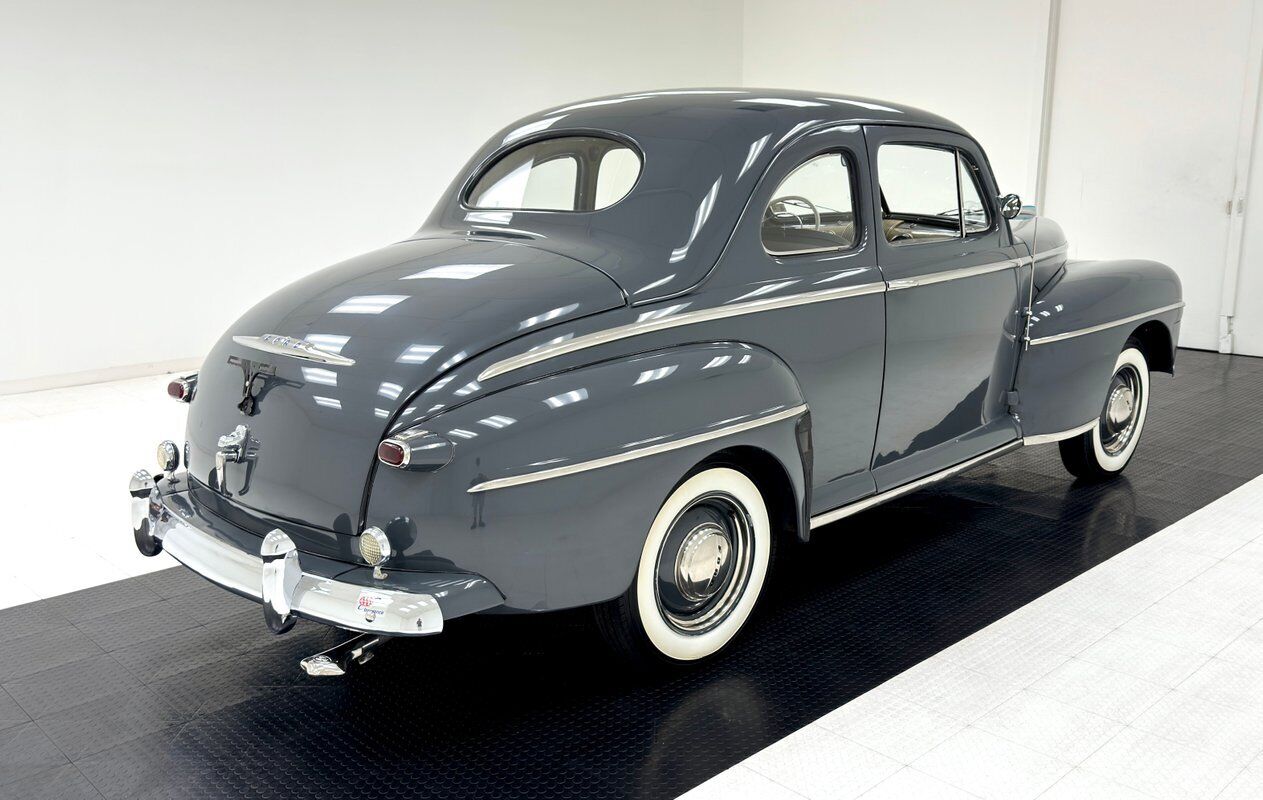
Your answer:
(1, 349), (1261, 799)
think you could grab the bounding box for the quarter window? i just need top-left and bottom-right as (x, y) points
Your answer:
(595, 147), (641, 209)
(761, 152), (857, 255)
(468, 136), (640, 212)
(878, 144), (991, 244)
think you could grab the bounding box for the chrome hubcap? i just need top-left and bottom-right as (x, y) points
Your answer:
(1100, 365), (1142, 456)
(674, 524), (731, 602)
(655, 491), (753, 634)
(1106, 384), (1134, 427)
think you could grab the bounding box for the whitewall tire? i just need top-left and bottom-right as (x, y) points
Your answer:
(596, 466), (773, 664)
(1060, 343), (1150, 480)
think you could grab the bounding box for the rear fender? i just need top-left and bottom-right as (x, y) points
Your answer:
(1016, 259), (1182, 438)
(364, 342), (810, 611)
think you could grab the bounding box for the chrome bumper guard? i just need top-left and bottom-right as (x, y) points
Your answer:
(129, 470), (443, 637)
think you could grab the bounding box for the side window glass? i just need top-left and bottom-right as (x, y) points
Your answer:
(761, 152), (857, 256)
(595, 148), (640, 209)
(468, 136), (641, 212)
(475, 155), (577, 211)
(958, 153), (990, 234)
(521, 157), (577, 210)
(878, 144), (961, 244)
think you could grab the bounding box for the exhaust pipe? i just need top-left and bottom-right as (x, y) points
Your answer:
(300, 633), (389, 677)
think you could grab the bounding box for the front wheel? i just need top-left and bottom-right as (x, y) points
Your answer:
(595, 466), (773, 665)
(1059, 343), (1150, 480)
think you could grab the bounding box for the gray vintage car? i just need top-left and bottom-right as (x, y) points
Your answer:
(129, 89), (1182, 673)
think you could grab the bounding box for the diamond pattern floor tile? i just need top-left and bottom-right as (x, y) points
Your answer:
(0, 348), (1256, 798)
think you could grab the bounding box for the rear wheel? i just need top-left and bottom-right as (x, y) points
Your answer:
(1059, 342), (1150, 480)
(595, 466), (773, 665)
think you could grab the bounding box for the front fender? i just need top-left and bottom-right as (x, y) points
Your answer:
(1017, 259), (1182, 437)
(364, 342), (809, 612)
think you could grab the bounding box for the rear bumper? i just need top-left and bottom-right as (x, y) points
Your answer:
(129, 470), (502, 636)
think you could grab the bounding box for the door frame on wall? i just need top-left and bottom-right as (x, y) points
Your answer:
(1219, 4), (1263, 355)
(1031, 0), (1263, 357)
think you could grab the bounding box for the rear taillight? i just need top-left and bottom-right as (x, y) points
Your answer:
(377, 440), (408, 467)
(167, 373), (197, 402)
(376, 429), (454, 471)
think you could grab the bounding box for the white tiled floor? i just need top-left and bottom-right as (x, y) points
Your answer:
(681, 474), (1263, 800)
(0, 374), (189, 608)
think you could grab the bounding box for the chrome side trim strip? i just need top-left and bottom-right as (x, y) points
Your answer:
(469, 404), (808, 493)
(478, 282), (886, 382)
(232, 334), (356, 366)
(1022, 420), (1096, 446)
(885, 259), (1017, 291)
(809, 439), (1023, 529)
(1028, 302), (1185, 346)
(1034, 243), (1069, 261)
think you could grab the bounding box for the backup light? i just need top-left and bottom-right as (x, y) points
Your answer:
(359, 527), (392, 571)
(156, 440), (180, 472)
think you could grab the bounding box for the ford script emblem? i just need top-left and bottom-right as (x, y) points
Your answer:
(232, 334), (355, 367)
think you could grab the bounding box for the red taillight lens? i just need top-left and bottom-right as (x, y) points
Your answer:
(377, 430), (453, 472)
(167, 374), (196, 402)
(377, 440), (407, 467)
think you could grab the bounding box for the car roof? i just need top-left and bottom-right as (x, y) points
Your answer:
(529, 88), (967, 137)
(419, 90), (971, 303)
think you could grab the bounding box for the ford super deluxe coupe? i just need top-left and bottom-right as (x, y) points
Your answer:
(129, 89), (1182, 674)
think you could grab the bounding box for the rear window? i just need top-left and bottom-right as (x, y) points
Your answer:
(467, 136), (641, 212)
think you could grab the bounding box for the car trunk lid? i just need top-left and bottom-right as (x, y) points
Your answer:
(184, 237), (624, 536)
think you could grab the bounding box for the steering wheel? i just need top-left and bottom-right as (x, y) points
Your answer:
(765, 195), (821, 230)
(885, 220), (915, 242)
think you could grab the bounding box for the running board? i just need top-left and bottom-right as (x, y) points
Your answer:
(810, 439), (1024, 529)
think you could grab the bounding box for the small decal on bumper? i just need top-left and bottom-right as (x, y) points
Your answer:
(355, 590), (393, 623)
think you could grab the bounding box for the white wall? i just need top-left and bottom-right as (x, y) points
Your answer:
(743, 0), (1263, 355)
(1234, 118), (1263, 356)
(7, 0), (1263, 392)
(742, 0), (1053, 200)
(0, 0), (742, 390)
(1042, 0), (1259, 352)
(1224, 9), (1263, 357)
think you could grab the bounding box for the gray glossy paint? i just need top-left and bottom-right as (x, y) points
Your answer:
(862, 125), (1024, 490)
(1015, 258), (1183, 436)
(176, 89), (1182, 620)
(186, 237), (623, 531)
(424, 91), (966, 305)
(365, 343), (809, 610)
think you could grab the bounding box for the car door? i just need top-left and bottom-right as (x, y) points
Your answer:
(708, 124), (885, 514)
(863, 125), (1025, 490)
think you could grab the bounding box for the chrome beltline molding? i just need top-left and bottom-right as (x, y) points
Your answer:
(1034, 243), (1069, 261)
(1028, 302), (1185, 346)
(479, 259), (1029, 382)
(886, 258), (1018, 290)
(232, 334), (356, 366)
(809, 439), (1024, 528)
(468, 404), (808, 493)
(477, 283), (886, 382)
